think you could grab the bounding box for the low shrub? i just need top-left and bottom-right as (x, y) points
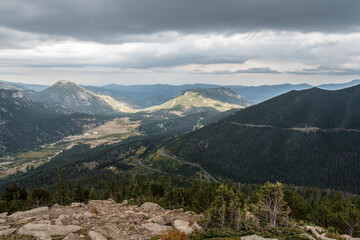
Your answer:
(160, 229), (190, 240)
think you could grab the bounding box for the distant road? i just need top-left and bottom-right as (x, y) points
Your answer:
(159, 148), (219, 183)
(138, 158), (166, 174)
(224, 121), (360, 133)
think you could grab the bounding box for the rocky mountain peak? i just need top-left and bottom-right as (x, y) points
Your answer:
(55, 80), (79, 86)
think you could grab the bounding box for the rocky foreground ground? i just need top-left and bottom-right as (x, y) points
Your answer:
(0, 199), (203, 239)
(0, 200), (359, 240)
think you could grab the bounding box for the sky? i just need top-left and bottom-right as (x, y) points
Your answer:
(0, 0), (359, 86)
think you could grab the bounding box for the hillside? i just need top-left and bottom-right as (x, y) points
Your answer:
(0, 89), (105, 154)
(0, 90), (69, 122)
(145, 87), (250, 115)
(29, 80), (133, 114)
(165, 85), (360, 193)
(226, 86), (360, 129)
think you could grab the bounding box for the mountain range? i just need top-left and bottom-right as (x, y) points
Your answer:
(3, 79), (360, 107)
(2, 80), (248, 116)
(0, 80), (249, 154)
(2, 79), (360, 194)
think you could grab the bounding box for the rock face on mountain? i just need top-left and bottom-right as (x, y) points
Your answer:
(0, 200), (202, 239)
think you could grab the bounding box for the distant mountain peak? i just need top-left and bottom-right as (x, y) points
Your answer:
(55, 80), (78, 86)
(146, 87), (250, 114)
(30, 80), (133, 114)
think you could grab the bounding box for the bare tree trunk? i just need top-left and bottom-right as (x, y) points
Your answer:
(235, 208), (242, 231)
(220, 202), (226, 229)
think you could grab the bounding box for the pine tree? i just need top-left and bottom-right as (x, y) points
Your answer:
(67, 183), (73, 204)
(103, 183), (110, 199)
(109, 182), (119, 202)
(55, 169), (66, 205)
(74, 180), (84, 202)
(31, 189), (50, 208)
(205, 184), (241, 229)
(89, 188), (98, 200)
(343, 204), (360, 237)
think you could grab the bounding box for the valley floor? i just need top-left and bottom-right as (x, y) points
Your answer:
(0, 118), (140, 179)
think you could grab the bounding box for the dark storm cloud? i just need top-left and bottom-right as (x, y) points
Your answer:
(0, 0), (358, 42)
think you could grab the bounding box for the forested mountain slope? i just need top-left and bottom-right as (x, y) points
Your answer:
(0, 89), (105, 154)
(0, 90), (69, 122)
(227, 85), (360, 129)
(166, 85), (360, 193)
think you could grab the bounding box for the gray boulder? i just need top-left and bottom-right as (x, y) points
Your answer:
(89, 231), (107, 240)
(141, 223), (173, 235)
(8, 206), (49, 221)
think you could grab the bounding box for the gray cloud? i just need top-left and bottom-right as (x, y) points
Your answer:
(0, 0), (359, 86)
(0, 0), (359, 43)
(288, 67), (360, 76)
(213, 67), (281, 75)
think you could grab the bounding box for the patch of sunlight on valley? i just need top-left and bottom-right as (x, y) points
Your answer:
(0, 118), (141, 178)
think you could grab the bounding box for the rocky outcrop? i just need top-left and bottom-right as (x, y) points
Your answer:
(303, 226), (360, 240)
(173, 219), (202, 235)
(140, 202), (164, 212)
(0, 200), (202, 239)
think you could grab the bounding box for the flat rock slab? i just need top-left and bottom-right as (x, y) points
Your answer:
(8, 206), (49, 221)
(18, 223), (82, 238)
(0, 228), (16, 236)
(141, 222), (173, 235)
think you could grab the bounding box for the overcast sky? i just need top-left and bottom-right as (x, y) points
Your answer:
(0, 0), (359, 86)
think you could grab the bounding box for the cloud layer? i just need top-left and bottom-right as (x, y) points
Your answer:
(0, 0), (359, 85)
